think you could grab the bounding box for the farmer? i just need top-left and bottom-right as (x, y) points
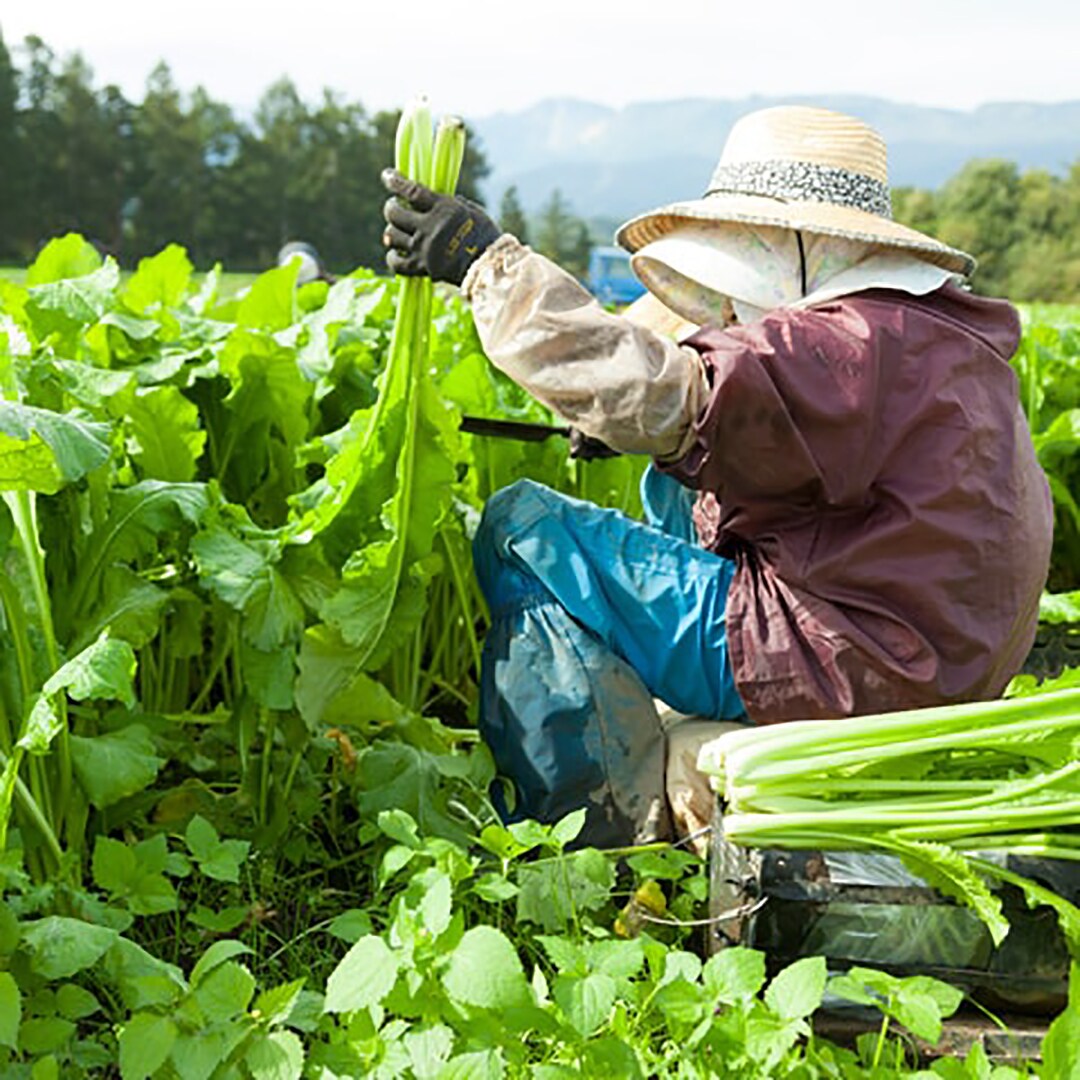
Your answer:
(381, 106), (1053, 849)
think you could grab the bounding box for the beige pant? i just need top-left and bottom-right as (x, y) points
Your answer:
(659, 705), (747, 856)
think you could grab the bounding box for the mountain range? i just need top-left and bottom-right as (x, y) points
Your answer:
(470, 95), (1080, 227)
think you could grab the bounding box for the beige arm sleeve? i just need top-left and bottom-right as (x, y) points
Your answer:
(461, 235), (707, 459)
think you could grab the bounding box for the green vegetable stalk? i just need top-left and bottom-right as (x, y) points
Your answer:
(700, 684), (1080, 947)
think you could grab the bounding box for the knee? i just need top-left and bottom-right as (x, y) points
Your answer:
(473, 480), (549, 606)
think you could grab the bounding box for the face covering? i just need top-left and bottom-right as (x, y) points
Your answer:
(630, 223), (956, 328)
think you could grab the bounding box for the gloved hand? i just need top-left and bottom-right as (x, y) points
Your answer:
(568, 428), (621, 460)
(381, 168), (502, 286)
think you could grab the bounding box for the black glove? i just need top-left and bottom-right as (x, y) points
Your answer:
(568, 428), (621, 460)
(381, 168), (501, 286)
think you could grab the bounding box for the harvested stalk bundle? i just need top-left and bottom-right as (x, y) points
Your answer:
(698, 684), (1080, 946)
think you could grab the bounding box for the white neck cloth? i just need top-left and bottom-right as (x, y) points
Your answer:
(630, 222), (958, 327)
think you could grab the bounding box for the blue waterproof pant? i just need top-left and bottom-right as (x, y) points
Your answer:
(473, 466), (745, 848)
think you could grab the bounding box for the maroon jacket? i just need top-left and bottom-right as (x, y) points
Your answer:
(663, 284), (1053, 723)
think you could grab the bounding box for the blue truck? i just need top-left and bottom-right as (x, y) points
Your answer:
(587, 245), (647, 307)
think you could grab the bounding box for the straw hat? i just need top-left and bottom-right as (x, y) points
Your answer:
(616, 106), (975, 277)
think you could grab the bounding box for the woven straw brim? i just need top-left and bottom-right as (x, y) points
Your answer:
(616, 192), (975, 277)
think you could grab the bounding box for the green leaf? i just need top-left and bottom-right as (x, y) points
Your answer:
(246, 1030), (305, 1080)
(26, 233), (102, 285)
(0, 401), (111, 493)
(324, 934), (399, 1014)
(101, 937), (187, 1011)
(405, 1024), (454, 1080)
(326, 909), (373, 943)
(127, 386), (206, 482)
(893, 839), (1010, 947)
(764, 955), (827, 1021)
(92, 835), (177, 916)
(190, 939), (253, 986)
(124, 244), (194, 313)
(236, 265), (298, 332)
(437, 1049), (505, 1080)
(194, 959), (255, 1018)
(118, 1012), (177, 1080)
(699, 950), (768, 1006)
(192, 528), (305, 650)
(55, 984), (101, 1021)
(17, 695), (62, 755)
(253, 979), (305, 1026)
(553, 972), (616, 1037)
(441, 926), (532, 1011)
(92, 835), (137, 894)
(70, 725), (164, 808)
(1042, 962), (1080, 1078)
(0, 971), (20, 1048)
(184, 814), (250, 883)
(44, 631), (138, 709)
(18, 1016), (75, 1055)
(21, 917), (118, 979)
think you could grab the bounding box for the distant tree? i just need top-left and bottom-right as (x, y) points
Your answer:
(936, 159), (1023, 297)
(534, 189), (592, 276)
(0, 31), (18, 258)
(499, 185), (529, 243)
(891, 186), (938, 238)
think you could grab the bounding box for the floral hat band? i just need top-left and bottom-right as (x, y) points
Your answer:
(616, 105), (975, 277)
(705, 160), (894, 220)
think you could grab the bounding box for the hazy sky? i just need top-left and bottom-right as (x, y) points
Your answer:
(3, 1), (1079, 120)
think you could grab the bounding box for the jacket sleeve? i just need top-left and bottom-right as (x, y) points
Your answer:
(461, 236), (708, 459)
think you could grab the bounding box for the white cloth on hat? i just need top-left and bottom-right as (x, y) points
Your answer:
(630, 223), (958, 327)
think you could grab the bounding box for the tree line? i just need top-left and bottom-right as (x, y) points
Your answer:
(1, 29), (1078, 299)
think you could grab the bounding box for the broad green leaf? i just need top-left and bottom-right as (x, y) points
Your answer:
(246, 1030), (305, 1080)
(70, 725), (164, 808)
(404, 1024), (454, 1080)
(44, 631), (138, 709)
(25, 234), (102, 285)
(253, 978), (305, 1026)
(437, 1049), (505, 1080)
(0, 971), (20, 1048)
(893, 840), (1010, 946)
(704, 946), (773, 1002)
(26, 261), (120, 345)
(17, 695), (62, 754)
(418, 871), (453, 938)
(326, 909), (373, 943)
(192, 528), (304, 649)
(92, 836), (138, 895)
(21, 917), (118, 979)
(23, 233), (100, 285)
(91, 835), (176, 916)
(0, 402), (111, 493)
(235, 265), (298, 332)
(1042, 961), (1080, 1078)
(552, 971), (616, 1037)
(184, 814), (250, 883)
(441, 926), (532, 1011)
(55, 984), (101, 1021)
(764, 955), (827, 1021)
(194, 959), (256, 1018)
(124, 244), (194, 313)
(324, 934), (399, 1014)
(190, 939), (254, 986)
(18, 1016), (75, 1055)
(126, 386), (206, 481)
(101, 937), (187, 1011)
(117, 1012), (177, 1080)
(77, 567), (168, 652)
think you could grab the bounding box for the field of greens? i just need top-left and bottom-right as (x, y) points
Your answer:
(0, 229), (1079, 1079)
